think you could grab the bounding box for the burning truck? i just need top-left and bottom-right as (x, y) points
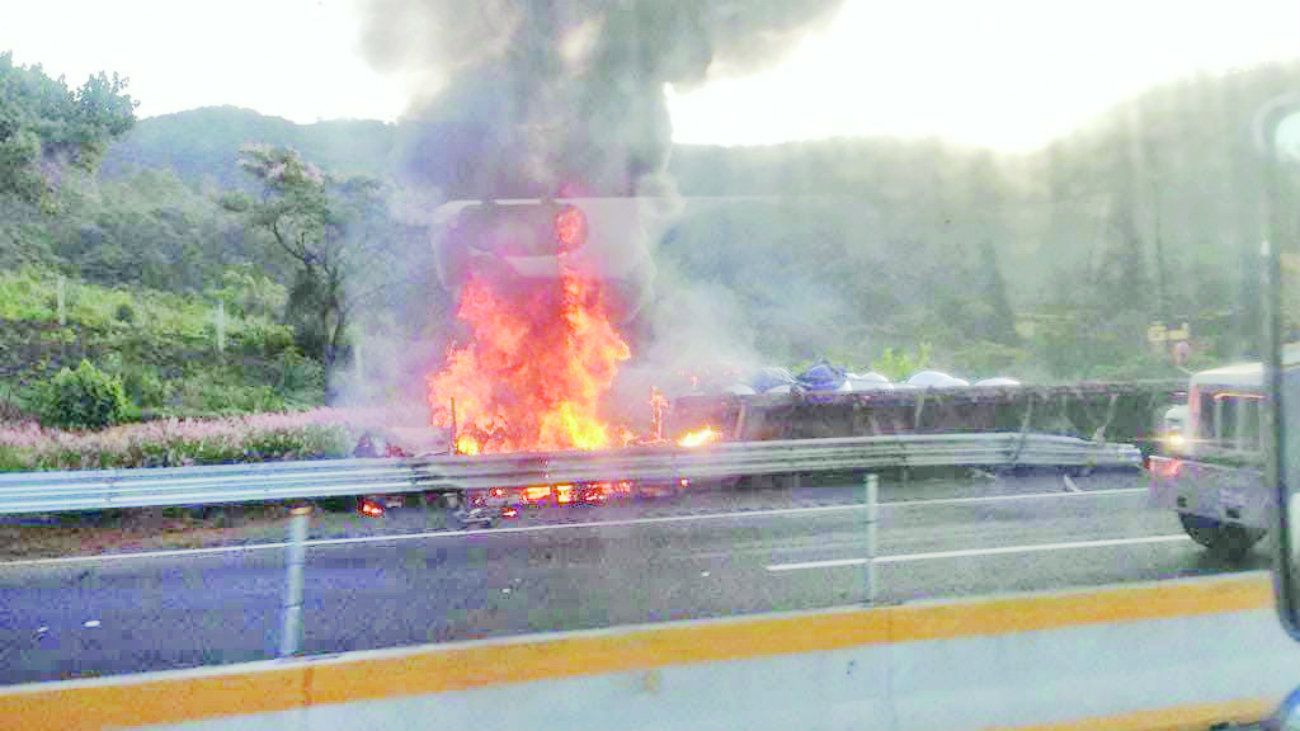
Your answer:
(354, 195), (715, 525)
(350, 194), (1162, 526)
(426, 195), (658, 454)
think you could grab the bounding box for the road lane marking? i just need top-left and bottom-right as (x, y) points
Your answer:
(886, 487), (1141, 507)
(766, 534), (1192, 571)
(0, 487), (1149, 568)
(767, 557), (871, 571)
(878, 534), (1192, 563)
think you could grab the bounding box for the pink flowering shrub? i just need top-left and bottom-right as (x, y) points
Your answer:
(0, 408), (416, 471)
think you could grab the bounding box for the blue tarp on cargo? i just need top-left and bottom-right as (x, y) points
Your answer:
(796, 360), (848, 392)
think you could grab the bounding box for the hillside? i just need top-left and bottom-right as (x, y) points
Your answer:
(45, 58), (1300, 382)
(100, 107), (397, 190)
(0, 268), (322, 420)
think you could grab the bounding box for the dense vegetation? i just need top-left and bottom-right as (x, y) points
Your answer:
(5, 50), (1300, 433)
(0, 409), (359, 471)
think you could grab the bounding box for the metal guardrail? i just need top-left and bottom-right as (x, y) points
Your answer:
(408, 433), (1142, 489)
(0, 459), (414, 514)
(0, 432), (1142, 514)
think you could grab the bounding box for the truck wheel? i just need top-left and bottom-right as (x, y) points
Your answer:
(1178, 513), (1264, 561)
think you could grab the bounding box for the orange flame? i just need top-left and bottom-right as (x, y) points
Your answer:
(427, 268), (631, 453)
(524, 486), (552, 502)
(677, 426), (720, 448)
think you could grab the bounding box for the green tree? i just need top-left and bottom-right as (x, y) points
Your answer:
(226, 145), (396, 382)
(0, 51), (137, 209)
(37, 168), (242, 292)
(40, 359), (129, 429)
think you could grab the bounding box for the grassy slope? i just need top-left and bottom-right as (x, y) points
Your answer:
(0, 267), (322, 419)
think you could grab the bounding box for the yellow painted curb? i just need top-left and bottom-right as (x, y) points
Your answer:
(0, 575), (1274, 730)
(0, 666), (306, 731)
(991, 696), (1276, 731)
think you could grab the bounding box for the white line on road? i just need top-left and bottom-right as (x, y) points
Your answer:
(767, 557), (872, 571)
(0, 487), (1148, 569)
(765, 534), (1191, 571)
(885, 487), (1141, 508)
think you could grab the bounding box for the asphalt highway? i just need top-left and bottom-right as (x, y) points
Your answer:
(0, 468), (1265, 685)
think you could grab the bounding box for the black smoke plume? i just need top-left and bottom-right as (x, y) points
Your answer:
(360, 0), (844, 198)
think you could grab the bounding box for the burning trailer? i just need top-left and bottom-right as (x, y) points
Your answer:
(346, 196), (1165, 528)
(669, 380), (1183, 455)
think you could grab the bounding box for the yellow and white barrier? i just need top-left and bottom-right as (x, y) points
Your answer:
(1, 573), (1291, 730)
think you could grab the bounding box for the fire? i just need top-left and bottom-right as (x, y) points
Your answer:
(427, 268), (631, 453)
(677, 426), (720, 448)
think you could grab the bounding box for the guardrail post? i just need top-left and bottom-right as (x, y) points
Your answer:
(864, 473), (879, 604)
(279, 504), (311, 657)
(1009, 394), (1035, 465)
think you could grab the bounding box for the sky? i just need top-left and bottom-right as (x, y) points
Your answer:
(2, 0), (1299, 152)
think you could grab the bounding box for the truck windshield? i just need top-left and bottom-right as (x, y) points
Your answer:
(1, 2), (1299, 728)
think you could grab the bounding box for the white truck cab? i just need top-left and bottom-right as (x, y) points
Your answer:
(1149, 345), (1300, 560)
